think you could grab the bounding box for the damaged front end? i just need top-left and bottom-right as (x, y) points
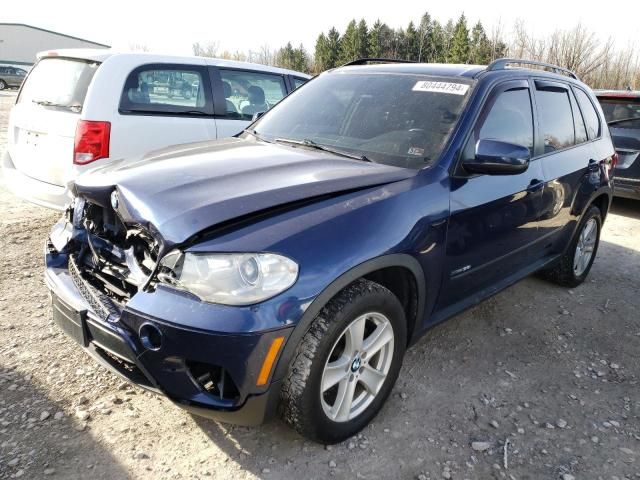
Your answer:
(49, 196), (164, 318)
(44, 193), (295, 425)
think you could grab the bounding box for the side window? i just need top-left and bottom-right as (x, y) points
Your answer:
(570, 91), (588, 144)
(292, 77), (308, 90)
(120, 65), (209, 114)
(535, 86), (575, 152)
(463, 87), (534, 160)
(574, 88), (601, 139)
(220, 69), (287, 120)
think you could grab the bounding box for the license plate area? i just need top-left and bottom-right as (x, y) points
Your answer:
(19, 128), (46, 148)
(51, 293), (88, 347)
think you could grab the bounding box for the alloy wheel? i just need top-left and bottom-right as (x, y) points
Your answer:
(573, 218), (598, 276)
(320, 312), (395, 422)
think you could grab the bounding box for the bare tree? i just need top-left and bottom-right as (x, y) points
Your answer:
(128, 43), (150, 52)
(192, 42), (220, 58)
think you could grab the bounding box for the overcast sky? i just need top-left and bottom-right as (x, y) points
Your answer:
(5, 0), (639, 55)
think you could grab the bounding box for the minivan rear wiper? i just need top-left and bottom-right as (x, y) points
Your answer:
(608, 116), (640, 126)
(274, 137), (372, 162)
(32, 99), (81, 110)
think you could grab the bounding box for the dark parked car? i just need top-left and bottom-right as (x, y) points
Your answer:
(595, 90), (640, 200)
(45, 58), (615, 443)
(0, 66), (27, 90)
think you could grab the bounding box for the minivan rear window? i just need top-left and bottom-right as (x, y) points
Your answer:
(17, 57), (100, 112)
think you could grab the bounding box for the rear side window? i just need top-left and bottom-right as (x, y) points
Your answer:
(598, 97), (640, 130)
(535, 87), (575, 152)
(220, 69), (287, 120)
(120, 65), (211, 115)
(574, 88), (602, 138)
(463, 87), (534, 160)
(17, 57), (100, 111)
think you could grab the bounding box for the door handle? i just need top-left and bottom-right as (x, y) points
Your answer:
(588, 159), (600, 172)
(527, 179), (544, 192)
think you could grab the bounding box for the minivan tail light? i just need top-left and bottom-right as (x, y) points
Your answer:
(74, 120), (110, 165)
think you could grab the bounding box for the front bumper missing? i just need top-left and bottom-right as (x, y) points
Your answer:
(45, 243), (290, 426)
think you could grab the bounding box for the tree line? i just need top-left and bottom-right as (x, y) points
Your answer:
(190, 12), (639, 89)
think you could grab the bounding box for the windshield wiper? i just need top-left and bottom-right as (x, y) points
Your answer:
(608, 116), (640, 126)
(274, 138), (371, 162)
(32, 99), (80, 110)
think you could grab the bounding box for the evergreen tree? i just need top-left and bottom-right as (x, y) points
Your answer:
(405, 21), (420, 61)
(275, 42), (309, 72)
(314, 33), (329, 72)
(448, 14), (470, 63)
(469, 21), (491, 64)
(417, 12), (432, 62)
(325, 27), (342, 69)
(340, 20), (359, 63)
(356, 19), (369, 58)
(369, 20), (384, 57)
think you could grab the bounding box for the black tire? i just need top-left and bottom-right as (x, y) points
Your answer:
(281, 278), (407, 444)
(539, 205), (602, 287)
(0, 80), (7, 91)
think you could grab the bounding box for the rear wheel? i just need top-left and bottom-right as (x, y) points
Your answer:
(0, 80), (7, 90)
(540, 205), (602, 287)
(281, 279), (407, 443)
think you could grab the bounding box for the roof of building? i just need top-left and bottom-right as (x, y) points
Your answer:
(0, 23), (110, 48)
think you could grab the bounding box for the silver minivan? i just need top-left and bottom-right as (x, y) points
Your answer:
(3, 50), (310, 209)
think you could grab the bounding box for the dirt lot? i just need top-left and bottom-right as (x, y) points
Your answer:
(0, 90), (638, 480)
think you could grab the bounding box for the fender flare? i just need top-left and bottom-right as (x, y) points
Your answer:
(272, 253), (426, 382)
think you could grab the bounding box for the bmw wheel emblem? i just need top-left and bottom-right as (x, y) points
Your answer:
(110, 191), (119, 210)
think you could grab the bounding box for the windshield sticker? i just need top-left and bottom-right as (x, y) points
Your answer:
(408, 147), (425, 156)
(412, 81), (469, 95)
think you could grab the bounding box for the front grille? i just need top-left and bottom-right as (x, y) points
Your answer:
(74, 201), (160, 307)
(69, 254), (120, 321)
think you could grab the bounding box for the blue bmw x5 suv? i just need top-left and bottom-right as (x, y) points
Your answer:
(46, 58), (615, 443)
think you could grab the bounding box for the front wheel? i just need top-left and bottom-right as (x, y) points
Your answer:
(540, 205), (602, 287)
(281, 279), (407, 443)
(0, 80), (7, 91)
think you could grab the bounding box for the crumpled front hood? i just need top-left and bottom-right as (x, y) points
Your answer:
(73, 137), (416, 246)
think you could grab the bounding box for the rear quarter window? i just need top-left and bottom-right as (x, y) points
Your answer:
(574, 88), (602, 138)
(17, 57), (100, 111)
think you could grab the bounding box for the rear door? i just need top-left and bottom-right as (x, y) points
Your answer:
(8, 57), (100, 186)
(534, 80), (602, 249)
(212, 68), (289, 138)
(439, 80), (545, 308)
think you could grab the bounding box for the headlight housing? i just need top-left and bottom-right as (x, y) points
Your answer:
(158, 251), (298, 306)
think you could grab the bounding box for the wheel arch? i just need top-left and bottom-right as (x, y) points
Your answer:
(272, 254), (426, 382)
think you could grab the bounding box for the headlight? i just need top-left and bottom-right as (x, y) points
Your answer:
(158, 252), (298, 306)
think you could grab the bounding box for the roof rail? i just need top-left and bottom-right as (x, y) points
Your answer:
(486, 58), (579, 80)
(341, 58), (417, 67)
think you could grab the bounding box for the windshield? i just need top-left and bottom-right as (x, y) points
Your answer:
(251, 72), (472, 169)
(17, 57), (100, 111)
(599, 98), (640, 128)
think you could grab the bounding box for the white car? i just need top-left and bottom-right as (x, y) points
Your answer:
(3, 49), (310, 209)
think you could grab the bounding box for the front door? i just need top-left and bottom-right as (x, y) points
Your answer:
(438, 80), (545, 309)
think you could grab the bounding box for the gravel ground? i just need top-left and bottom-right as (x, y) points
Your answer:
(0, 90), (639, 480)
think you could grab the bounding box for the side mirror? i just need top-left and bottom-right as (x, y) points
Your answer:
(462, 139), (530, 175)
(252, 111), (266, 122)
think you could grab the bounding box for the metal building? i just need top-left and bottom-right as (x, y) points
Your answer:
(0, 23), (109, 68)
